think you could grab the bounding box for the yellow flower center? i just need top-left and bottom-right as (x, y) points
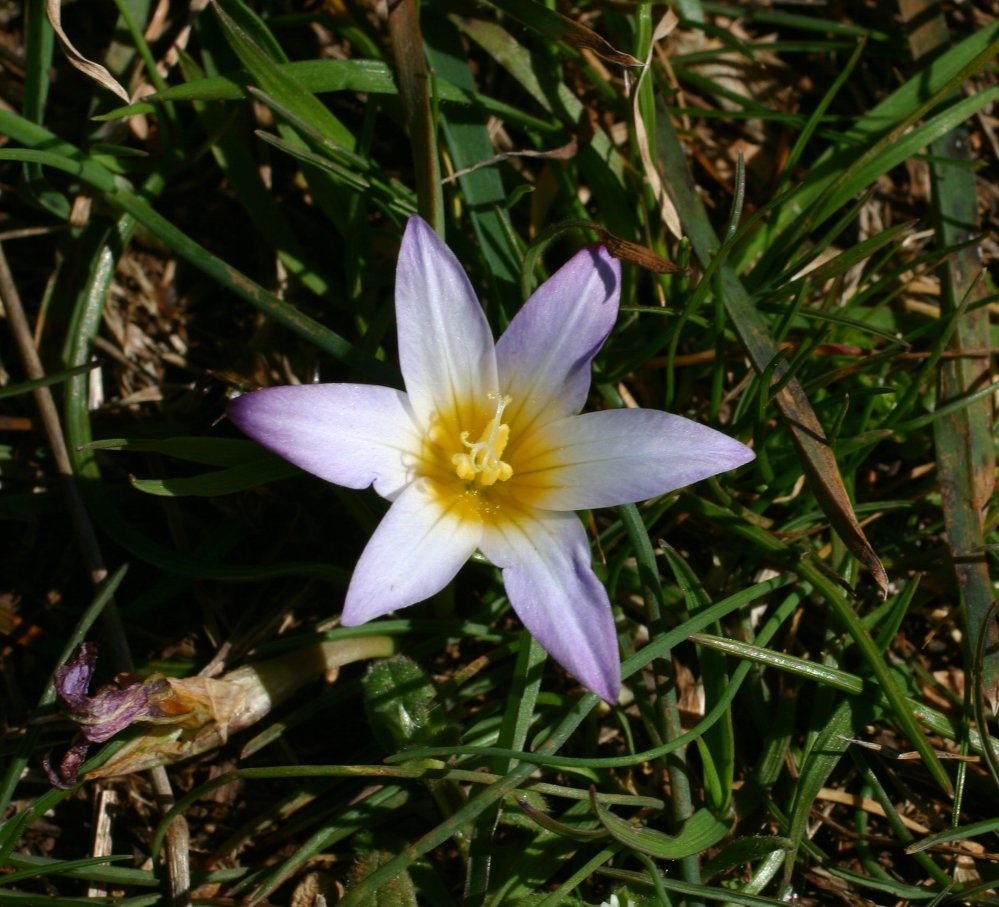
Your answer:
(451, 395), (514, 487)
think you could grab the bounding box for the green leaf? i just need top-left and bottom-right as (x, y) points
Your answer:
(423, 9), (522, 304)
(212, 0), (355, 150)
(0, 148), (116, 193)
(348, 850), (419, 907)
(701, 835), (794, 882)
(654, 107), (890, 598)
(481, 0), (641, 66)
(813, 86), (999, 225)
(83, 436), (269, 467)
(129, 458), (300, 497)
(363, 656), (457, 754)
(590, 791), (729, 860)
(0, 855), (136, 887)
(0, 361), (98, 401)
(906, 816), (999, 855)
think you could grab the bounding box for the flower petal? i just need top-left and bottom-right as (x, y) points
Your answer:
(480, 507), (620, 702)
(497, 245), (619, 432)
(396, 216), (498, 429)
(228, 384), (421, 500)
(342, 479), (483, 624)
(44, 740), (91, 789)
(54, 642), (98, 708)
(514, 410), (755, 511)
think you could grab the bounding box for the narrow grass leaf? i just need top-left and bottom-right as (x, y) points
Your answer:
(590, 791), (728, 860)
(98, 60), (557, 133)
(781, 700), (859, 888)
(0, 361), (98, 400)
(690, 634), (863, 695)
(129, 458), (301, 497)
(0, 894), (158, 907)
(655, 109), (889, 597)
(516, 798), (605, 840)
(212, 0), (354, 150)
(423, 9), (521, 303)
(0, 855), (135, 887)
(179, 52), (333, 300)
(661, 546), (735, 813)
(744, 24), (999, 275)
(83, 437), (271, 467)
(701, 836), (793, 883)
(0, 148), (116, 193)
(457, 18), (630, 234)
(768, 221), (912, 300)
(482, 0), (641, 66)
(597, 867), (800, 907)
(247, 785), (410, 904)
(906, 816), (999, 855)
(813, 87), (999, 227)
(106, 191), (384, 375)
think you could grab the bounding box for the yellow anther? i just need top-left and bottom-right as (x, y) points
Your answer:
(451, 395), (514, 486)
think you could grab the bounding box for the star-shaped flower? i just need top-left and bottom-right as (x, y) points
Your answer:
(229, 217), (753, 702)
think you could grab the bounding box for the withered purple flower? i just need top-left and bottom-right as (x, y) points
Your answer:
(52, 642), (169, 744)
(45, 643), (169, 787)
(45, 636), (396, 785)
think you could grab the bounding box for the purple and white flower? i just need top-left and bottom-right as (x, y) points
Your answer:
(229, 217), (753, 702)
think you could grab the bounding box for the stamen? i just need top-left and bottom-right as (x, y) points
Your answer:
(451, 395), (514, 486)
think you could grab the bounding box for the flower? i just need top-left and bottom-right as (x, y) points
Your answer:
(44, 642), (170, 787)
(228, 217), (753, 702)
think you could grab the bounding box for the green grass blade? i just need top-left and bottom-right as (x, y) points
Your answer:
(0, 361), (98, 401)
(654, 107), (888, 597)
(423, 9), (521, 305)
(212, 0), (354, 150)
(129, 458), (301, 497)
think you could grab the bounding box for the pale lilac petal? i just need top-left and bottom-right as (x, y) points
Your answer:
(396, 217), (498, 428)
(496, 246), (619, 432)
(514, 410), (755, 511)
(342, 479), (483, 624)
(480, 508), (620, 702)
(228, 384), (422, 501)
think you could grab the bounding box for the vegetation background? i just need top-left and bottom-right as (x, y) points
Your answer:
(0, 0), (996, 904)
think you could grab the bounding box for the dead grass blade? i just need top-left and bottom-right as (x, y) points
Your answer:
(631, 10), (682, 239)
(900, 0), (998, 710)
(389, 0), (442, 233)
(46, 0), (130, 103)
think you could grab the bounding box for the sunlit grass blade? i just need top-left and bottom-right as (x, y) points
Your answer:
(743, 21), (999, 275)
(654, 106), (889, 597)
(457, 18), (631, 234)
(423, 9), (522, 306)
(591, 793), (728, 860)
(212, 0), (354, 150)
(0, 360), (98, 400)
(128, 459), (301, 497)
